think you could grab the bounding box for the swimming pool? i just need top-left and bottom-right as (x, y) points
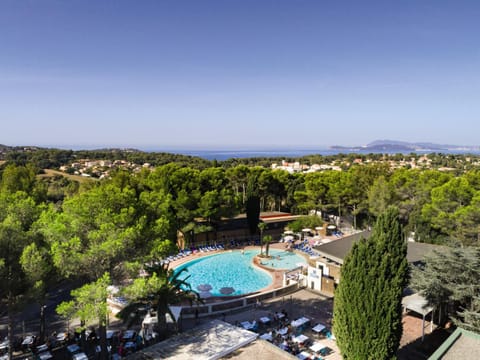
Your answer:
(174, 249), (307, 297)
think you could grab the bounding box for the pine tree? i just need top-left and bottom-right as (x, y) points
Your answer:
(333, 206), (408, 359)
(411, 246), (480, 332)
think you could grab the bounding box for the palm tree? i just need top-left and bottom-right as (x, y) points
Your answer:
(263, 235), (273, 257)
(119, 262), (201, 338)
(258, 222), (266, 256)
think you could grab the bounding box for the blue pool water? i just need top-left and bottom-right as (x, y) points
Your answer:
(259, 249), (308, 270)
(174, 249), (307, 297)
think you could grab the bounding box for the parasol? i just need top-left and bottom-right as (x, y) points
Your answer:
(219, 287), (235, 295)
(197, 284), (213, 292)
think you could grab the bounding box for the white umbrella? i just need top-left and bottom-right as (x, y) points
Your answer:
(107, 285), (120, 295)
(284, 230), (294, 235)
(302, 228), (312, 232)
(197, 284), (213, 291)
(284, 235), (294, 242)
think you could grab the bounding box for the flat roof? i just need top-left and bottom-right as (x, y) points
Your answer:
(261, 215), (302, 224)
(217, 212), (300, 226)
(127, 320), (259, 360)
(428, 327), (480, 359)
(222, 339), (298, 360)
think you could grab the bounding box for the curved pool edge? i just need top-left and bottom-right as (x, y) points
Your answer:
(167, 244), (309, 319)
(170, 244), (309, 300)
(173, 248), (275, 297)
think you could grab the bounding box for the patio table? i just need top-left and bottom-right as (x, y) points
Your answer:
(125, 341), (136, 350)
(123, 330), (135, 340)
(309, 341), (327, 353)
(0, 338), (8, 351)
(296, 351), (312, 360)
(312, 323), (326, 334)
(38, 351), (53, 360)
(72, 352), (88, 360)
(293, 334), (309, 344)
(241, 321), (257, 330)
(241, 321), (251, 329)
(260, 333), (272, 341)
(291, 317), (310, 329)
(36, 344), (48, 353)
(67, 344), (80, 354)
(259, 316), (271, 324)
(56, 332), (68, 342)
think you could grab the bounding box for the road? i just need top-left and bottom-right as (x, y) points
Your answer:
(0, 281), (81, 340)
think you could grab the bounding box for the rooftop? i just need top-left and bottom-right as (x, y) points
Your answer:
(126, 320), (297, 360)
(315, 231), (441, 265)
(428, 327), (480, 360)
(314, 230), (371, 264)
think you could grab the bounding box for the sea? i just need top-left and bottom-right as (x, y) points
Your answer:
(173, 149), (337, 161)
(158, 148), (480, 161)
(60, 144), (480, 161)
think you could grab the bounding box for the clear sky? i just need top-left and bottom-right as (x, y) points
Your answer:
(1, 0), (480, 150)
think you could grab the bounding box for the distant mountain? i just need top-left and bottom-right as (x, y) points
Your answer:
(331, 140), (479, 153)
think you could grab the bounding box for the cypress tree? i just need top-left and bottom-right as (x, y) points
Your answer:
(333, 206), (408, 359)
(246, 175), (260, 235)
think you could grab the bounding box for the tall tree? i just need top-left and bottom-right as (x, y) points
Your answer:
(411, 246), (480, 332)
(421, 177), (473, 242)
(56, 273), (111, 359)
(120, 263), (200, 339)
(263, 234), (273, 257)
(37, 183), (144, 280)
(368, 175), (394, 218)
(246, 175), (261, 236)
(333, 207), (408, 359)
(258, 222), (266, 255)
(20, 242), (52, 342)
(0, 164), (37, 194)
(225, 165), (250, 204)
(0, 191), (41, 360)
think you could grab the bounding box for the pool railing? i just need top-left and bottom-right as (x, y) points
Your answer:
(181, 282), (302, 320)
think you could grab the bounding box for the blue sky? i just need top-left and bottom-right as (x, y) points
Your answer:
(1, 1), (480, 150)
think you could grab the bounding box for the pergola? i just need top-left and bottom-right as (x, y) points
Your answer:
(402, 292), (434, 342)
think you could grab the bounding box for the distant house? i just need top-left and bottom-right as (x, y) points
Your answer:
(306, 231), (442, 296)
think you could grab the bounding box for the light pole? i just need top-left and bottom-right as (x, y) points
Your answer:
(40, 304), (47, 342)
